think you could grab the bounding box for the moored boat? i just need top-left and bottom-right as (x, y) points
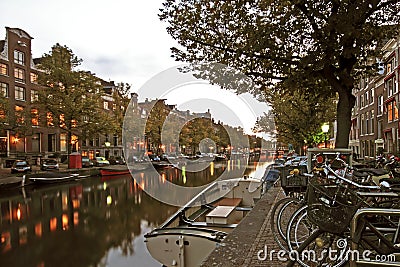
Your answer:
(99, 165), (130, 176)
(28, 172), (83, 183)
(144, 175), (267, 267)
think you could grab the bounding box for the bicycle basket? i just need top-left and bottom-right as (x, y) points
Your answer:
(306, 178), (361, 234)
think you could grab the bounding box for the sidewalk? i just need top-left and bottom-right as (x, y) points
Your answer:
(201, 185), (286, 267)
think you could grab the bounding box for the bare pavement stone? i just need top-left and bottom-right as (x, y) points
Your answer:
(201, 186), (287, 267)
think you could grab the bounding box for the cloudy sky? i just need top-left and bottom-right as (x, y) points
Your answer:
(0, 0), (177, 88)
(0, 0), (271, 135)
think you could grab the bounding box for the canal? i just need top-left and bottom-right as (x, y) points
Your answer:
(0, 157), (268, 267)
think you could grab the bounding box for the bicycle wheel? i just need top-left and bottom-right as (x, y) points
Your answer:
(286, 204), (349, 267)
(286, 205), (315, 252)
(270, 197), (303, 251)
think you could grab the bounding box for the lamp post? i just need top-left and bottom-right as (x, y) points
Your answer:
(321, 123), (330, 148)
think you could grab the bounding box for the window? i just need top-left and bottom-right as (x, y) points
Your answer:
(360, 114), (365, 135)
(387, 57), (395, 73)
(377, 95), (383, 116)
(388, 102), (393, 122)
(366, 111), (369, 134)
(360, 95), (364, 108)
(0, 82), (8, 97)
(15, 86), (26, 101)
(0, 63), (7, 76)
(30, 73), (38, 84)
(31, 108), (39, 126)
(387, 100), (398, 122)
(31, 89), (38, 102)
(14, 50), (25, 65)
(377, 120), (382, 139)
(59, 114), (65, 128)
(47, 112), (54, 126)
(0, 109), (6, 121)
(386, 77), (396, 97)
(370, 110), (374, 134)
(60, 134), (67, 152)
(370, 89), (374, 104)
(14, 68), (25, 83)
(15, 105), (24, 124)
(103, 101), (109, 110)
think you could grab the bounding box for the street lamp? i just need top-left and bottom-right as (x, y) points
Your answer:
(321, 123), (330, 148)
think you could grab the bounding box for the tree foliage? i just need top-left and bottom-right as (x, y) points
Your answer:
(36, 43), (113, 153)
(160, 0), (400, 148)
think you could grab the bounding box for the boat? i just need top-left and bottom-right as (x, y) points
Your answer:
(144, 175), (267, 267)
(99, 165), (130, 176)
(28, 172), (83, 183)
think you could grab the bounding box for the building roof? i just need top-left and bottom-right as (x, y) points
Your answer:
(6, 27), (33, 40)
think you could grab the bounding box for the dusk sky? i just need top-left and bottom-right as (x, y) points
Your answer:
(0, 0), (271, 135)
(0, 0), (177, 89)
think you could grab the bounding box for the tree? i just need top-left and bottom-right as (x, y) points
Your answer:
(160, 0), (400, 148)
(179, 117), (217, 154)
(144, 100), (173, 154)
(36, 44), (112, 154)
(254, 84), (337, 150)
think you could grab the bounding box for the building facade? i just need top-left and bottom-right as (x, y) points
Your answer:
(350, 35), (400, 159)
(0, 27), (129, 165)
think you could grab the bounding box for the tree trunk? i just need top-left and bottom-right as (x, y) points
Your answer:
(335, 90), (356, 148)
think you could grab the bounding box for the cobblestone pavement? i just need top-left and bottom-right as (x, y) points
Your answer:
(201, 186), (287, 267)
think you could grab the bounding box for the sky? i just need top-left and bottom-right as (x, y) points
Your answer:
(0, 0), (177, 88)
(0, 0), (271, 136)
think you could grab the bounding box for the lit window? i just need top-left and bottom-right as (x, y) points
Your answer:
(0, 63), (7, 75)
(60, 134), (67, 152)
(15, 86), (26, 100)
(0, 82), (8, 97)
(47, 112), (54, 126)
(14, 50), (25, 65)
(0, 109), (6, 120)
(14, 68), (25, 83)
(30, 73), (38, 84)
(59, 114), (65, 128)
(388, 102), (393, 122)
(31, 108), (39, 126)
(15, 105), (24, 124)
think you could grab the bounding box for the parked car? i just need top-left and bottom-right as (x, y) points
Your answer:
(40, 159), (59, 171)
(148, 154), (160, 162)
(11, 160), (32, 174)
(108, 156), (125, 165)
(82, 157), (94, 168)
(93, 157), (110, 166)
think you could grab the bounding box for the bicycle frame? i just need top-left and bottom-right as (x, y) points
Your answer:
(350, 208), (400, 267)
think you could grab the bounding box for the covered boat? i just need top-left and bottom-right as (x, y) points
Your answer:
(145, 176), (267, 267)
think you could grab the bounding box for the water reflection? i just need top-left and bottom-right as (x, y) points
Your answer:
(0, 158), (266, 267)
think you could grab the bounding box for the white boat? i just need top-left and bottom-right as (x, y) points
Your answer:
(144, 176), (266, 267)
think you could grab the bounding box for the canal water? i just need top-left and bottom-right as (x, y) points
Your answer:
(0, 157), (268, 267)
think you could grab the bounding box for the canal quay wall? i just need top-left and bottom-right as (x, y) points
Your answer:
(201, 185), (286, 267)
(0, 164), (100, 189)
